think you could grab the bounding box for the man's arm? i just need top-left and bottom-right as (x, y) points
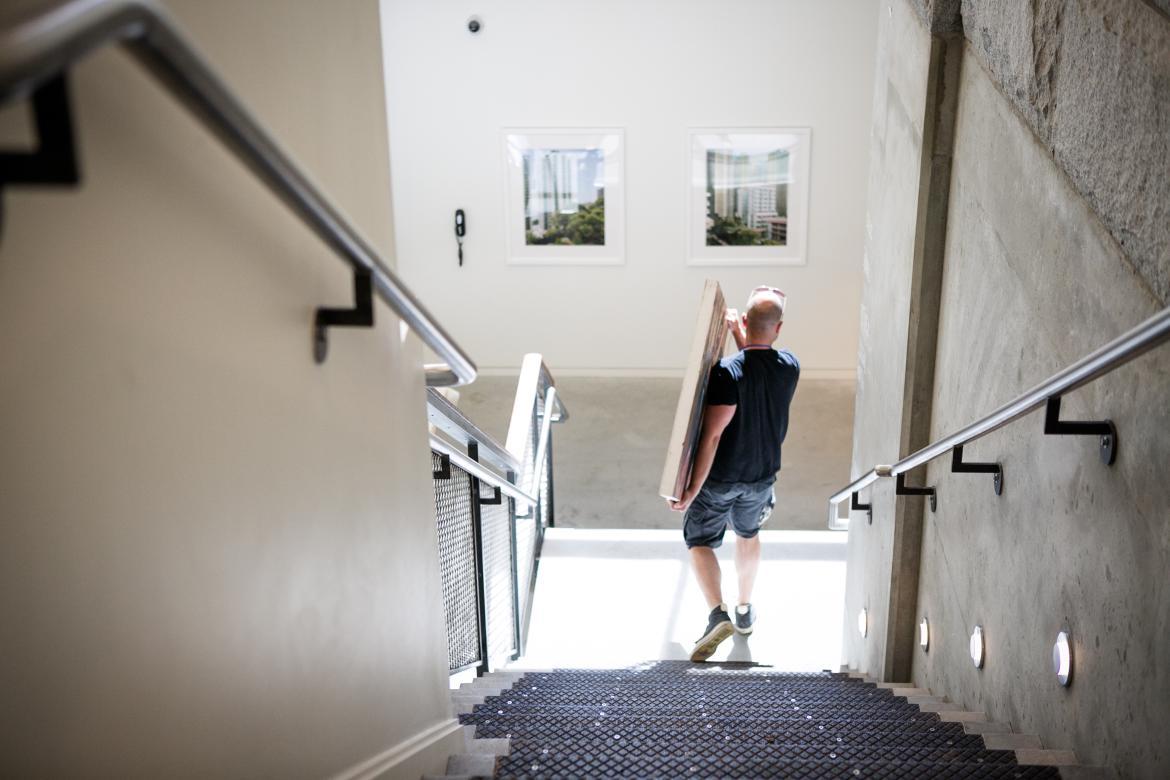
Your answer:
(669, 403), (737, 512)
(725, 308), (747, 350)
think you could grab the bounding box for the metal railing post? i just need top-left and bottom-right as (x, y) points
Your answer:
(545, 431), (556, 529)
(507, 469), (522, 661)
(466, 441), (490, 676)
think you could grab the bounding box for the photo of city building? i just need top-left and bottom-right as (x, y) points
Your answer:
(705, 147), (789, 246)
(522, 148), (605, 245)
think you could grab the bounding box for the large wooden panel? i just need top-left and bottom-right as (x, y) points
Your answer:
(659, 280), (732, 500)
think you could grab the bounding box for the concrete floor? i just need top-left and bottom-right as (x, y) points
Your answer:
(514, 528), (847, 670)
(457, 375), (855, 532)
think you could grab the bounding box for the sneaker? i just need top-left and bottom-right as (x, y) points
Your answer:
(734, 603), (756, 635)
(690, 604), (733, 662)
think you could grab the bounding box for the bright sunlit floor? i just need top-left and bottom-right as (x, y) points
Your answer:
(513, 528), (847, 671)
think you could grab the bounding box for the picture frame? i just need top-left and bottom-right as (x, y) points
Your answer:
(504, 128), (625, 265)
(659, 279), (734, 502)
(687, 127), (811, 266)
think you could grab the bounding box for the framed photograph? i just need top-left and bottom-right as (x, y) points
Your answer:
(504, 129), (624, 265)
(688, 128), (811, 266)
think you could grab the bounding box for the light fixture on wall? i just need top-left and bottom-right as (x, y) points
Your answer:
(969, 625), (984, 669)
(1053, 630), (1073, 687)
(858, 608), (867, 638)
(919, 617), (929, 651)
(466, 16), (483, 34)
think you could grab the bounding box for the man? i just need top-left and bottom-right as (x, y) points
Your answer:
(668, 286), (799, 662)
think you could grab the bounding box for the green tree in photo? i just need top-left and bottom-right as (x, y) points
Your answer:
(528, 192), (606, 246)
(707, 214), (775, 246)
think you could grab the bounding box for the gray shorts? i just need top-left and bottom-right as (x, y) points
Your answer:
(683, 478), (775, 549)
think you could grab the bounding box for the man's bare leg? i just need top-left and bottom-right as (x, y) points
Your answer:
(689, 546), (724, 609)
(688, 545), (733, 662)
(735, 533), (760, 605)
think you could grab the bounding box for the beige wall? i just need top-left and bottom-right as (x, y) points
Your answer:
(0, 1), (458, 777)
(380, 0), (877, 376)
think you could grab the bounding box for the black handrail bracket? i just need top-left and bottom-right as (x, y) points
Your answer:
(896, 473), (937, 513)
(313, 268), (373, 363)
(951, 445), (1003, 496)
(0, 74), (81, 236)
(1043, 396), (1117, 466)
(851, 491), (873, 524)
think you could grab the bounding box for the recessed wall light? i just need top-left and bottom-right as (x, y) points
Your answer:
(919, 618), (929, 651)
(858, 608), (867, 638)
(1054, 630), (1072, 686)
(969, 625), (984, 668)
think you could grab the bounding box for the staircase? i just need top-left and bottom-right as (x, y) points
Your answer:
(433, 661), (1100, 779)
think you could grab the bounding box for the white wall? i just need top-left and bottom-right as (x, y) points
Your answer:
(381, 0), (878, 375)
(0, 1), (461, 777)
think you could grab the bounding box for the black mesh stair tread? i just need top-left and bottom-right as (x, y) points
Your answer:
(462, 712), (954, 731)
(470, 700), (929, 718)
(504, 737), (1014, 763)
(496, 687), (896, 703)
(494, 754), (1062, 779)
(472, 720), (979, 750)
(472, 663), (1059, 779)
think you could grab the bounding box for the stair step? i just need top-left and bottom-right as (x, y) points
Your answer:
(493, 753), (1062, 778)
(503, 738), (1017, 764)
(468, 709), (942, 725)
(963, 721), (1014, 734)
(939, 710), (988, 722)
(469, 701), (931, 718)
(446, 662), (1102, 779)
(445, 752), (497, 777)
(1051, 766), (1119, 780)
(464, 715), (974, 744)
(1015, 748), (1078, 766)
(490, 688), (900, 704)
(465, 737), (510, 756)
(983, 734), (1044, 750)
(459, 684), (509, 696)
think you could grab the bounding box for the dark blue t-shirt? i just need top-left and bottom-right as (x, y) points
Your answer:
(705, 348), (800, 484)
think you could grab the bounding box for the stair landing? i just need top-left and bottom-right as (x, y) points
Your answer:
(517, 528), (846, 670)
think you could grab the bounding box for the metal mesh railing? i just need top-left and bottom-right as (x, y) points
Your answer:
(515, 499), (538, 627)
(539, 432), (554, 530)
(431, 452), (480, 671)
(480, 494), (517, 663)
(428, 356), (566, 675)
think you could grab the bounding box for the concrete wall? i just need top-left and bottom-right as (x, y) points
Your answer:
(961, 0), (1170, 306)
(0, 1), (460, 777)
(841, 0), (933, 678)
(913, 43), (1170, 780)
(379, 0), (877, 375)
(845, 0), (1170, 776)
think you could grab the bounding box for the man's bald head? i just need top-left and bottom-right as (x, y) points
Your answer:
(744, 287), (786, 343)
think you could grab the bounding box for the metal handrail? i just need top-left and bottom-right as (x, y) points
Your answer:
(505, 354), (568, 460)
(529, 386), (557, 499)
(430, 435), (536, 509)
(829, 305), (1170, 528)
(0, 0), (476, 386)
(427, 387), (522, 477)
